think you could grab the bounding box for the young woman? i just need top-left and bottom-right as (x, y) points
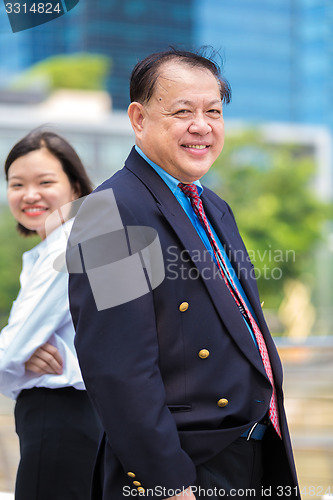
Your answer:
(0, 130), (101, 500)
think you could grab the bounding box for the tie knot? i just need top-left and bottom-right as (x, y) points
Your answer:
(178, 182), (200, 201)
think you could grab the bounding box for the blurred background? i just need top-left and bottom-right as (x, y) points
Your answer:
(0, 0), (332, 498)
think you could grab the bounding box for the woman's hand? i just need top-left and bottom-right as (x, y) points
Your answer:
(25, 342), (63, 375)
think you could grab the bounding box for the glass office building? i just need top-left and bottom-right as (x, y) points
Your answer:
(0, 3), (83, 88)
(79, 0), (193, 109)
(0, 0), (332, 123)
(0, 14), (29, 86)
(194, 0), (333, 130)
(26, 11), (83, 66)
(0, 0), (193, 109)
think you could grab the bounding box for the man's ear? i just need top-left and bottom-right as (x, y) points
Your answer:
(128, 102), (145, 135)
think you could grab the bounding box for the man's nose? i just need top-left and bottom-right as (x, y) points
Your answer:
(188, 113), (211, 135)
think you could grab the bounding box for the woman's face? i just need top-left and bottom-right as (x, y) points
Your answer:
(7, 148), (78, 239)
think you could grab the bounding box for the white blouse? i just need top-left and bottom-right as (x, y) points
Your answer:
(0, 219), (84, 399)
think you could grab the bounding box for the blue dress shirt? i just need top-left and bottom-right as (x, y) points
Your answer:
(135, 146), (259, 349)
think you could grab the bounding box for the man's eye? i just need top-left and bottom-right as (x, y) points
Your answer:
(175, 109), (190, 115)
(208, 109), (221, 115)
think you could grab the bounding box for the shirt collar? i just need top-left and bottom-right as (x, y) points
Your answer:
(135, 145), (203, 196)
(23, 218), (74, 262)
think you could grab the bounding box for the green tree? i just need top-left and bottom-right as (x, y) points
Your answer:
(12, 53), (112, 91)
(205, 130), (331, 310)
(0, 208), (39, 328)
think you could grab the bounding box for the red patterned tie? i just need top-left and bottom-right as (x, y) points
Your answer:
(178, 182), (281, 438)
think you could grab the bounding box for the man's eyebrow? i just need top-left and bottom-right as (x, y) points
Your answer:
(171, 99), (222, 108)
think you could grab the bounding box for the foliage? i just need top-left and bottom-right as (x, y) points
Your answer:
(11, 53), (112, 91)
(205, 130), (331, 309)
(0, 208), (39, 329)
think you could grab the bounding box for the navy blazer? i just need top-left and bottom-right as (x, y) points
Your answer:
(68, 148), (300, 499)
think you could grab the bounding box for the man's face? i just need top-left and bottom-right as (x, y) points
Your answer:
(129, 61), (225, 184)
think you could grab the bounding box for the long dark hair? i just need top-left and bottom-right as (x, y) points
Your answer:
(5, 129), (93, 236)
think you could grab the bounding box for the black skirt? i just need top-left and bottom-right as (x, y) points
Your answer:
(14, 387), (102, 500)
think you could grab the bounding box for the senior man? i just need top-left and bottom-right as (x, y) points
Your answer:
(67, 49), (300, 499)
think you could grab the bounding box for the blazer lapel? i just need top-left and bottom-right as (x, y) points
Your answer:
(125, 149), (267, 377)
(201, 191), (264, 320)
(201, 190), (283, 382)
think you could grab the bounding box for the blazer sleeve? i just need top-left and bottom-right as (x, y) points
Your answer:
(67, 195), (196, 495)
